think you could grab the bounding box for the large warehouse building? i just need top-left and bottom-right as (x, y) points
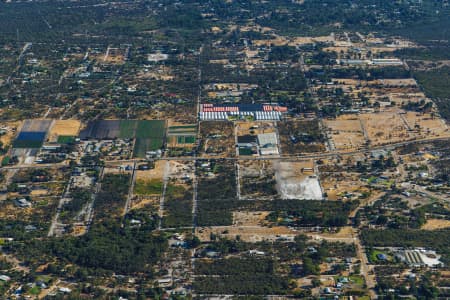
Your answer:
(199, 103), (288, 121)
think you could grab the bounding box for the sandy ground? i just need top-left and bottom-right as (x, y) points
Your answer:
(48, 120), (81, 142)
(235, 121), (277, 136)
(377, 78), (417, 87)
(130, 196), (160, 211)
(232, 211), (270, 226)
(421, 219), (450, 230)
(292, 35), (335, 45)
(239, 160), (275, 177)
(389, 92), (427, 104)
(360, 109), (449, 146)
(30, 189), (49, 196)
(253, 37), (289, 47)
(167, 160), (194, 180)
(135, 161), (166, 180)
(195, 225), (297, 242)
(321, 170), (367, 201)
(0, 121), (19, 147)
(274, 160), (322, 200)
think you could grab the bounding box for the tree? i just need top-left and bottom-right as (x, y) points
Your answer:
(303, 257), (319, 275)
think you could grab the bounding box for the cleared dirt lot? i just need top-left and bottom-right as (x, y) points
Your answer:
(274, 160), (322, 200)
(359, 109), (449, 146)
(377, 78), (418, 87)
(135, 161), (166, 181)
(389, 92), (427, 104)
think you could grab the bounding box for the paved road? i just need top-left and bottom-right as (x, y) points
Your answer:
(4, 136), (448, 172)
(104, 135), (450, 164)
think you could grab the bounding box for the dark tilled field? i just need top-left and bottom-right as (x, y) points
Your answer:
(79, 120), (121, 139)
(21, 119), (53, 132)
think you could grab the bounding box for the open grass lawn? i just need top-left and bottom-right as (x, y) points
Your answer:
(57, 135), (75, 144)
(29, 285), (40, 295)
(349, 275), (365, 286)
(368, 249), (390, 264)
(239, 148), (254, 156)
(177, 135), (196, 144)
(134, 179), (163, 195)
(1, 156), (10, 166)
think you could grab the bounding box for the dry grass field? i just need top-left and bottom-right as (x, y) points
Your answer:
(195, 225), (297, 242)
(232, 211), (271, 226)
(321, 173), (368, 201)
(421, 219), (450, 230)
(403, 112), (449, 138)
(235, 121), (277, 136)
(48, 120), (81, 142)
(360, 110), (411, 145)
(325, 115), (366, 150)
(135, 161), (166, 181)
(0, 121), (19, 147)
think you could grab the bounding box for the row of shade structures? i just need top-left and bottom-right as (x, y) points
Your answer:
(199, 111), (282, 120)
(254, 111), (282, 120)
